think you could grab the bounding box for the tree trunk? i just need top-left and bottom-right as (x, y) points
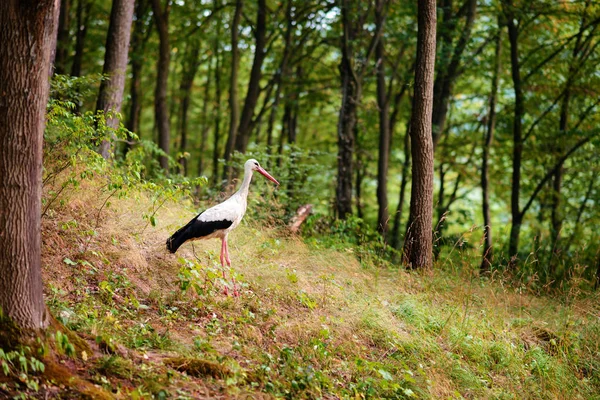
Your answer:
(151, 0), (171, 171)
(54, 0), (70, 75)
(71, 0), (93, 78)
(126, 0), (151, 148)
(504, 2), (524, 262)
(375, 0), (390, 237)
(197, 55), (212, 177)
(222, 0), (243, 184)
(403, 0), (436, 269)
(481, 19), (502, 272)
(0, 0), (59, 331)
(212, 14), (222, 186)
(96, 0), (135, 159)
(178, 40), (201, 176)
(431, 0), (477, 149)
(234, 0), (267, 154)
(391, 123), (411, 252)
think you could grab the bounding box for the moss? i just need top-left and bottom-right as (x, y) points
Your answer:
(164, 357), (230, 379)
(43, 358), (113, 400)
(48, 314), (92, 357)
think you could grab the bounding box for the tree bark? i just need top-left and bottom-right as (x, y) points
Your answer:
(197, 53), (212, 178)
(481, 19), (502, 272)
(54, 0), (70, 75)
(212, 13), (223, 186)
(151, 0), (171, 171)
(0, 0), (59, 331)
(222, 0), (243, 184)
(96, 0), (135, 159)
(375, 0), (390, 237)
(504, 0), (524, 262)
(403, 0), (436, 269)
(234, 0), (267, 154)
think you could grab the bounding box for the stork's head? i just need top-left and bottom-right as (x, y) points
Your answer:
(246, 159), (280, 185)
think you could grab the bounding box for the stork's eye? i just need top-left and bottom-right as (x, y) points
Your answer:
(254, 162), (259, 166)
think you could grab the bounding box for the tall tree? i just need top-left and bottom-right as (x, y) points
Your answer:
(234, 0), (267, 154)
(212, 11), (223, 185)
(126, 0), (152, 142)
(336, 0), (381, 219)
(0, 0), (59, 331)
(375, 0), (390, 237)
(151, 0), (171, 171)
(96, 0), (135, 159)
(54, 0), (71, 75)
(481, 18), (502, 272)
(71, 0), (94, 78)
(222, 0), (243, 184)
(403, 0), (436, 269)
(178, 38), (202, 175)
(431, 0), (477, 149)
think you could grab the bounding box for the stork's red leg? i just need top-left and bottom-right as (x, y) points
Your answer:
(224, 237), (240, 297)
(220, 237), (229, 296)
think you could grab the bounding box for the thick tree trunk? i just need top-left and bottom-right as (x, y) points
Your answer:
(403, 0), (436, 269)
(71, 0), (93, 78)
(96, 0), (135, 159)
(54, 0), (70, 75)
(481, 21), (502, 272)
(222, 0), (243, 184)
(0, 0), (59, 331)
(234, 0), (267, 154)
(151, 0), (171, 171)
(375, 0), (390, 237)
(504, 3), (524, 262)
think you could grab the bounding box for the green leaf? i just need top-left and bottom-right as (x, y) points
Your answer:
(63, 257), (77, 266)
(378, 368), (393, 381)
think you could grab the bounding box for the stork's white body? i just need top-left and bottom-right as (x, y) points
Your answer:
(166, 159), (279, 296)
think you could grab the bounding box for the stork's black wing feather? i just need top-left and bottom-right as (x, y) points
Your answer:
(166, 214), (233, 253)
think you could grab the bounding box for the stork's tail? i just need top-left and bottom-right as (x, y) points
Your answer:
(166, 216), (198, 253)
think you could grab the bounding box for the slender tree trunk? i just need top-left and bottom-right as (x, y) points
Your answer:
(403, 0), (436, 269)
(178, 40), (201, 176)
(0, 0), (59, 331)
(126, 0), (151, 148)
(96, 0), (135, 159)
(336, 0), (360, 219)
(222, 0), (243, 184)
(197, 57), (212, 177)
(212, 15), (222, 186)
(391, 123), (411, 252)
(431, 0), (477, 149)
(234, 0), (267, 154)
(375, 0), (390, 237)
(71, 0), (93, 78)
(151, 0), (171, 171)
(504, 1), (524, 262)
(481, 20), (502, 272)
(54, 0), (70, 75)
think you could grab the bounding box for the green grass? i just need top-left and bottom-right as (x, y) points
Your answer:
(13, 175), (596, 399)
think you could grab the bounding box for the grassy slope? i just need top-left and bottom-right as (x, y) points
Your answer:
(34, 179), (600, 399)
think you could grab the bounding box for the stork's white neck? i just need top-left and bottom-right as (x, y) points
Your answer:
(235, 166), (253, 199)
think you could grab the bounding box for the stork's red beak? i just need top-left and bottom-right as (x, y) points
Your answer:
(257, 166), (279, 185)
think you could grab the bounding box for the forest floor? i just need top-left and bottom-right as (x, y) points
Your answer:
(4, 178), (599, 399)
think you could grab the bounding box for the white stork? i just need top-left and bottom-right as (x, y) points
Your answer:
(166, 159), (279, 295)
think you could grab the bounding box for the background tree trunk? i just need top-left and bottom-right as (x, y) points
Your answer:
(71, 0), (93, 78)
(151, 0), (171, 171)
(178, 39), (201, 176)
(481, 19), (502, 272)
(504, 0), (524, 262)
(234, 0), (267, 154)
(0, 0), (59, 331)
(222, 0), (243, 184)
(375, 0), (390, 238)
(54, 0), (70, 75)
(403, 0), (436, 269)
(96, 0), (135, 159)
(212, 13), (223, 186)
